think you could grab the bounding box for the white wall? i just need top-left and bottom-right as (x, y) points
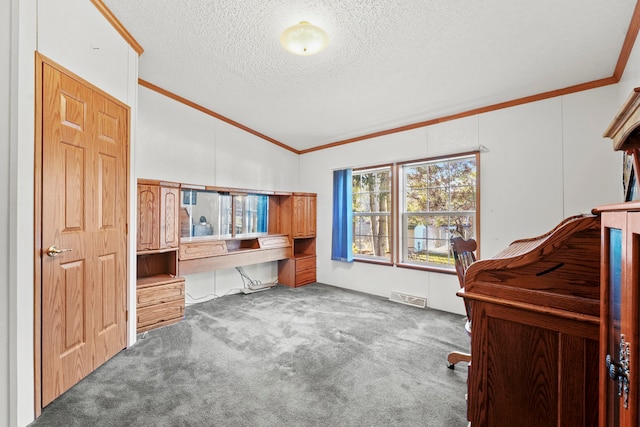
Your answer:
(136, 86), (300, 303)
(10, 1), (138, 425)
(3, 1), (13, 426)
(299, 85), (622, 315)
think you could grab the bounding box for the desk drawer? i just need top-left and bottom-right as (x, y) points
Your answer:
(295, 267), (316, 286)
(137, 280), (185, 308)
(180, 240), (227, 260)
(259, 235), (290, 248)
(137, 300), (184, 332)
(296, 256), (316, 272)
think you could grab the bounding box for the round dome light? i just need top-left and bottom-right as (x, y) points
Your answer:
(280, 21), (329, 56)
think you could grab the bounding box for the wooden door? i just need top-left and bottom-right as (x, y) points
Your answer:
(40, 62), (128, 406)
(600, 211), (639, 426)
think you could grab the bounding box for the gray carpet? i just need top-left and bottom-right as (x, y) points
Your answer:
(31, 283), (470, 426)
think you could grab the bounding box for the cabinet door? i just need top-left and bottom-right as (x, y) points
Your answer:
(307, 195), (316, 236)
(601, 211), (640, 427)
(137, 184), (159, 251)
(292, 195), (316, 238)
(292, 195), (307, 237)
(160, 186), (180, 249)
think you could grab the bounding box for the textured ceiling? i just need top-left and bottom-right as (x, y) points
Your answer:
(103, 0), (637, 152)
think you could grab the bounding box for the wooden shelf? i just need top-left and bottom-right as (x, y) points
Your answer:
(137, 249), (178, 278)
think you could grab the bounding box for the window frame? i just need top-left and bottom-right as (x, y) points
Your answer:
(397, 152), (479, 272)
(352, 164), (394, 265)
(350, 151), (480, 273)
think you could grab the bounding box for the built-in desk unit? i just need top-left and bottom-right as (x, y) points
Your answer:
(135, 180), (317, 332)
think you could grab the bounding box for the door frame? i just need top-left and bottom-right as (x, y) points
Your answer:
(33, 52), (131, 417)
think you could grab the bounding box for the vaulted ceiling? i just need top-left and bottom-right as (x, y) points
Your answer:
(103, 0), (638, 153)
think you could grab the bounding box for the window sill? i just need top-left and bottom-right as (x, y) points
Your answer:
(352, 258), (457, 275)
(395, 263), (457, 275)
(353, 258), (394, 267)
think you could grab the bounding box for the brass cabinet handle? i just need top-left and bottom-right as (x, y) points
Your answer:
(46, 245), (72, 257)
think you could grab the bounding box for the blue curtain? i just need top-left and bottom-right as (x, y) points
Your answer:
(331, 169), (353, 262)
(257, 195), (268, 233)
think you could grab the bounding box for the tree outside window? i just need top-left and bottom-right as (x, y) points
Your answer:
(352, 166), (392, 262)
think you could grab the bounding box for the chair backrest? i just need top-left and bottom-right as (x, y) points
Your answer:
(450, 237), (477, 288)
(450, 237), (477, 324)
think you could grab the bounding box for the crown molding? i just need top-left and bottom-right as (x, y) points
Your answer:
(300, 77), (618, 154)
(90, 0), (144, 55)
(614, 0), (640, 81)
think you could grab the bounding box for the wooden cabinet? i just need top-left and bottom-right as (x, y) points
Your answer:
(596, 202), (640, 426)
(136, 274), (185, 333)
(292, 194), (316, 238)
(278, 193), (316, 287)
(136, 180), (185, 333)
(137, 182), (180, 251)
(279, 254), (316, 287)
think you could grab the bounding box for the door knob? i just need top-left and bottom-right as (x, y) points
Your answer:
(46, 245), (72, 257)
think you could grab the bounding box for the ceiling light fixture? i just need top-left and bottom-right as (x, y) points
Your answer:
(280, 21), (329, 56)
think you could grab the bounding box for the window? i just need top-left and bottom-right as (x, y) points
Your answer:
(228, 194), (269, 236)
(352, 166), (392, 262)
(180, 189), (268, 239)
(347, 152), (478, 271)
(401, 154), (477, 268)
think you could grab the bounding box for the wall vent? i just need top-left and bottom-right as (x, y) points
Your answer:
(389, 292), (426, 309)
